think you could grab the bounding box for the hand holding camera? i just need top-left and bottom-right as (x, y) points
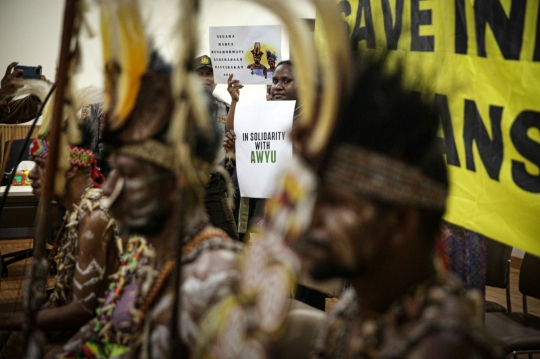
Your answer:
(0, 62), (50, 102)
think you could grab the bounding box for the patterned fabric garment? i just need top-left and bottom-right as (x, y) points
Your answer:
(439, 221), (487, 296)
(312, 272), (503, 359)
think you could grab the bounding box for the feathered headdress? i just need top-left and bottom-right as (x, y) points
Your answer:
(100, 0), (148, 135)
(98, 0), (218, 199)
(251, 42), (264, 56)
(266, 50), (277, 62)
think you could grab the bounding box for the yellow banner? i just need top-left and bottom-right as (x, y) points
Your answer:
(315, 0), (540, 257)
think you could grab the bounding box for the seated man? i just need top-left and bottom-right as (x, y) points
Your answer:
(0, 62), (50, 124)
(56, 46), (242, 358)
(293, 57), (503, 358)
(0, 121), (119, 358)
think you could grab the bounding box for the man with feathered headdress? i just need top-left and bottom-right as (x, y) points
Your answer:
(0, 91), (119, 359)
(247, 42), (267, 77)
(56, 3), (242, 358)
(196, 0), (502, 355)
(293, 56), (503, 359)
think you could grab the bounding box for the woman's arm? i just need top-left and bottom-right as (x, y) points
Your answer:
(225, 74), (243, 132)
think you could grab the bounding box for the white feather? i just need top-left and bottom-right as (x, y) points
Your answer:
(16, 80), (54, 102)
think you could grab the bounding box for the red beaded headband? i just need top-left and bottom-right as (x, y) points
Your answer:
(29, 139), (95, 167)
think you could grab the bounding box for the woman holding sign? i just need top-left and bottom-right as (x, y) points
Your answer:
(223, 61), (298, 241)
(225, 60), (297, 133)
(223, 62), (325, 310)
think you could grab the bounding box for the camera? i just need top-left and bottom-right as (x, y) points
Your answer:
(14, 65), (42, 80)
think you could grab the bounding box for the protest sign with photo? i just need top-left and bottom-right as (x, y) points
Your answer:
(209, 25), (282, 85)
(235, 101), (295, 198)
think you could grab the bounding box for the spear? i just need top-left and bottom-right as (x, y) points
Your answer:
(168, 0), (202, 356)
(21, 0), (79, 357)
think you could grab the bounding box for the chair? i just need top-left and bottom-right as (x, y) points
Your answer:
(295, 271), (345, 311)
(274, 307), (326, 359)
(1, 138), (59, 276)
(485, 238), (513, 312)
(2, 139), (32, 174)
(485, 253), (540, 358)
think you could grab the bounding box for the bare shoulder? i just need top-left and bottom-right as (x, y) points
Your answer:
(78, 208), (113, 246)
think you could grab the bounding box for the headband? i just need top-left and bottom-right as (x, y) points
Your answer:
(115, 139), (214, 187)
(324, 144), (448, 210)
(116, 139), (177, 173)
(29, 139), (95, 167)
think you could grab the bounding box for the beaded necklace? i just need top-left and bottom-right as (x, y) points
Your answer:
(94, 235), (156, 344)
(93, 223), (242, 348)
(312, 273), (503, 359)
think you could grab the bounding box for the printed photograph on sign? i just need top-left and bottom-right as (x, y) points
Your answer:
(209, 25), (282, 85)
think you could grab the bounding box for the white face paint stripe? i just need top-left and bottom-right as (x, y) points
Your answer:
(74, 291), (97, 303)
(76, 259), (105, 277)
(76, 301), (95, 314)
(150, 325), (170, 359)
(152, 294), (173, 319)
(73, 275), (102, 290)
(83, 230), (95, 240)
(71, 292), (98, 314)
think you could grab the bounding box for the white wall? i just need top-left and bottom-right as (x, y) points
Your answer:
(512, 248), (525, 259)
(0, 0), (315, 105)
(0, 0), (63, 85)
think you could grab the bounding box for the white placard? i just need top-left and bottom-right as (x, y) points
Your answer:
(209, 25), (282, 85)
(235, 101), (295, 198)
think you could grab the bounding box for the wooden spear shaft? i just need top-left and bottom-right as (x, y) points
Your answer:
(21, 1), (79, 357)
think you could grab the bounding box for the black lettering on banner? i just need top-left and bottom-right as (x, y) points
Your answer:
(381, 0), (404, 50)
(435, 94), (461, 167)
(511, 111), (540, 192)
(454, 0), (468, 54)
(534, 3), (540, 61)
(350, 0), (376, 49)
(410, 0), (434, 51)
(463, 100), (504, 181)
(243, 133), (248, 141)
(337, 0), (353, 35)
(474, 0), (526, 60)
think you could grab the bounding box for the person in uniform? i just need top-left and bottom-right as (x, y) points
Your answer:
(194, 54), (239, 241)
(193, 55), (230, 131)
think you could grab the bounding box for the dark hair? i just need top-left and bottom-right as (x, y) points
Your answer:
(77, 114), (99, 151)
(332, 56), (447, 241)
(276, 60), (292, 69)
